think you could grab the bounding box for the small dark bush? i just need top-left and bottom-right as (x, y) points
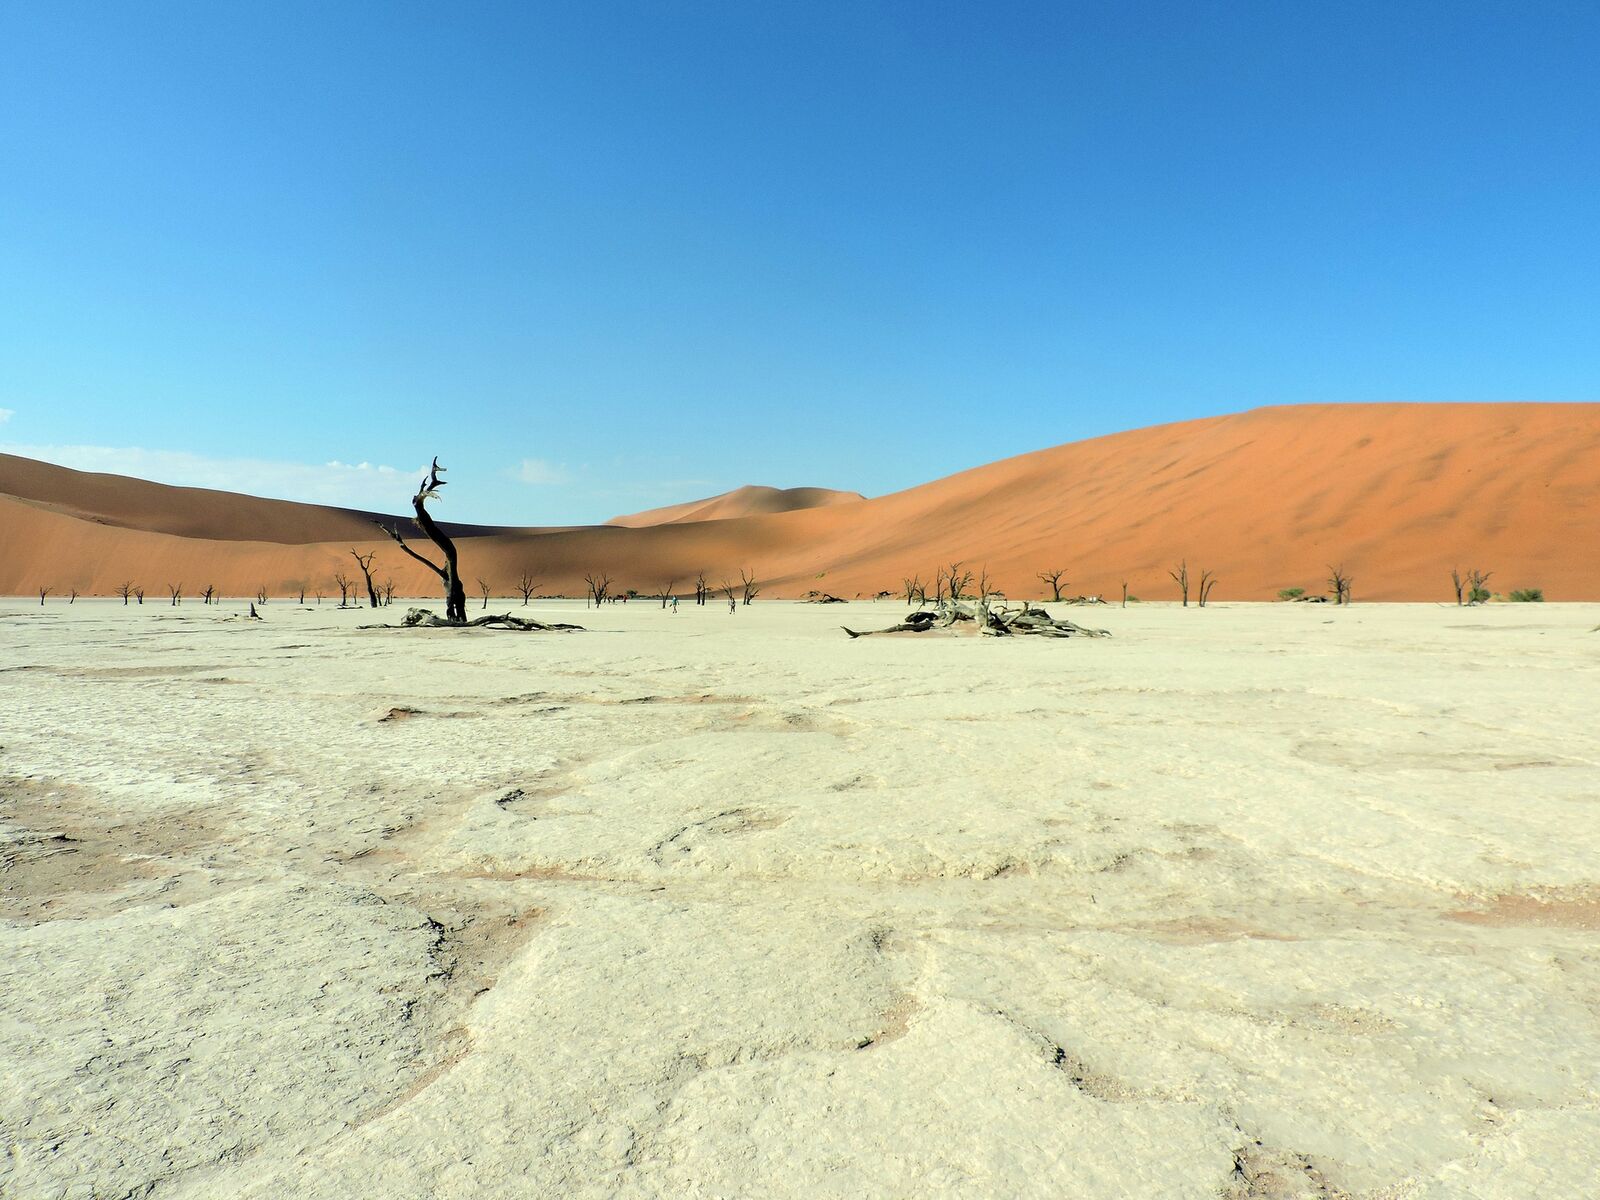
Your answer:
(1509, 588), (1544, 602)
(1277, 587), (1305, 601)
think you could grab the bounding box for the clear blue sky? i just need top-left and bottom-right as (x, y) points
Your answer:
(2, 2), (1596, 523)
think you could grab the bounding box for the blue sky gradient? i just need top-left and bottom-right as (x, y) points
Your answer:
(2, 2), (1596, 522)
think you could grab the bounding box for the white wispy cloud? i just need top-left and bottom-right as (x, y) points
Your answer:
(0, 442), (423, 509)
(0, 408), (14, 425)
(512, 457), (572, 485)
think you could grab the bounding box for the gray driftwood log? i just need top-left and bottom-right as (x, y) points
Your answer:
(844, 600), (1110, 639)
(361, 607), (584, 632)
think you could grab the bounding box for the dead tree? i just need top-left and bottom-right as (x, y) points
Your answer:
(1327, 564), (1353, 605)
(68, 588), (79, 604)
(377, 458), (467, 624)
(201, 585), (216, 605)
(900, 575), (926, 606)
(1450, 568), (1465, 606)
(1169, 560), (1190, 607)
(660, 580), (677, 608)
(977, 566), (995, 601)
(38, 586), (50, 606)
(116, 581), (134, 606)
(167, 583), (182, 606)
(583, 572), (611, 607)
(1121, 581), (1128, 608)
(695, 570), (708, 606)
(1467, 568), (1493, 604)
(516, 570), (540, 605)
(940, 562), (972, 604)
(255, 587), (269, 605)
(477, 578), (491, 610)
(381, 579), (395, 605)
(333, 571), (352, 607)
(1037, 569), (1068, 602)
(298, 587), (306, 604)
(351, 550), (380, 608)
(314, 588), (325, 605)
(134, 588), (145, 604)
(1197, 569), (1218, 607)
(739, 568), (761, 606)
(720, 579), (738, 605)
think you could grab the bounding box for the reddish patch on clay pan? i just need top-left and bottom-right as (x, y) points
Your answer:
(1447, 889), (1600, 931)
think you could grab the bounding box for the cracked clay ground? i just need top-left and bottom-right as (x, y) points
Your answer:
(3, 598), (1599, 1198)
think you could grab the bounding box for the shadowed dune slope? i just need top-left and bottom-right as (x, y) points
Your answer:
(2, 404), (1596, 600)
(608, 485), (866, 528)
(0, 453), (509, 544)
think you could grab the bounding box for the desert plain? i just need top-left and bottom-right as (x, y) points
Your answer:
(3, 596), (1599, 1199)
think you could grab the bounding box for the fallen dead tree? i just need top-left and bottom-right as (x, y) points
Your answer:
(844, 599), (1110, 639)
(361, 607), (584, 632)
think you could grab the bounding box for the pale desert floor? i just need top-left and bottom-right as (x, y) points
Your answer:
(3, 598), (1599, 1199)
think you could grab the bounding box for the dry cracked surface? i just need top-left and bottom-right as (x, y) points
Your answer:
(2, 598), (1599, 1198)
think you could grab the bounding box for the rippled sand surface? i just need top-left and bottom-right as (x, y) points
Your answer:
(4, 598), (1598, 1198)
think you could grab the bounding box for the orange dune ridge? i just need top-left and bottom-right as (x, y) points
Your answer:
(2, 403), (1596, 602)
(607, 485), (865, 528)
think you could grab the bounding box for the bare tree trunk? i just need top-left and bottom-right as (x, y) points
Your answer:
(1169, 560), (1189, 606)
(378, 458), (466, 623)
(351, 551), (380, 608)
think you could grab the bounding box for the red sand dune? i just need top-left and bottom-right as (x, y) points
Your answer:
(2, 403), (1596, 602)
(608, 485), (865, 528)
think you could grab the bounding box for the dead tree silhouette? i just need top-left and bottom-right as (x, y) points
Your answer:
(378, 458), (467, 623)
